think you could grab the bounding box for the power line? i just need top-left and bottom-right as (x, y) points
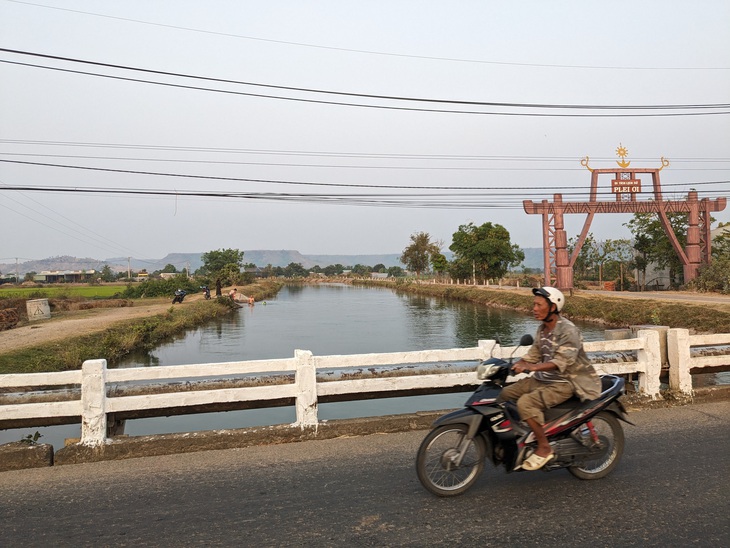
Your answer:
(3, 139), (729, 162)
(2, 56), (729, 118)
(0, 184), (725, 212)
(7, 1), (730, 71)
(0, 177), (158, 260)
(3, 49), (727, 111)
(1, 158), (727, 192)
(3, 152), (728, 172)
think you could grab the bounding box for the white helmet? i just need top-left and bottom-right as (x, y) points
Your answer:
(532, 286), (565, 313)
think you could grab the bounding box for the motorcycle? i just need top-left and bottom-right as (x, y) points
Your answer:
(200, 286), (211, 300)
(172, 289), (187, 304)
(416, 335), (633, 497)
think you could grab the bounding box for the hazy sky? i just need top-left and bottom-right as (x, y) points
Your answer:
(1, 1), (728, 267)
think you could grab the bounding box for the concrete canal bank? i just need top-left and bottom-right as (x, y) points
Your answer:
(2, 384), (728, 472)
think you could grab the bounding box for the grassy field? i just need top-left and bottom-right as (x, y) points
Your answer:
(0, 285), (126, 299)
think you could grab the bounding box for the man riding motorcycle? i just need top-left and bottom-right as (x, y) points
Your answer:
(497, 286), (601, 471)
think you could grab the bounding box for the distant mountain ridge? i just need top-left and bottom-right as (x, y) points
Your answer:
(2, 248), (544, 275)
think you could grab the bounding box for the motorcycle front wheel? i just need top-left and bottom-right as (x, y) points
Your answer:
(416, 424), (486, 497)
(569, 411), (624, 480)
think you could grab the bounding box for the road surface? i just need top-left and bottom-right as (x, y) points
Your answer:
(0, 400), (728, 547)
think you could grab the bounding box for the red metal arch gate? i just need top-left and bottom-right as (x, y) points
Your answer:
(523, 165), (726, 291)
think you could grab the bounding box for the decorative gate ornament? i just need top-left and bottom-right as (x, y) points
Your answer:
(523, 145), (727, 291)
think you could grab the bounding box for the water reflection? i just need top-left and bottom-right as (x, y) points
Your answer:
(123, 284), (604, 366)
(2, 284), (606, 449)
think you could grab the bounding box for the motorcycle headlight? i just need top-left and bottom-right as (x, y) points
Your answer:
(476, 363), (499, 380)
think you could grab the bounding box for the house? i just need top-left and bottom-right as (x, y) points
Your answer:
(34, 270), (97, 283)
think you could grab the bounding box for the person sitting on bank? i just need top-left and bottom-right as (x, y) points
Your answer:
(228, 288), (238, 301)
(497, 286), (601, 471)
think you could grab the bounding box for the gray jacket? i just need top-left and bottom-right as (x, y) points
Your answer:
(521, 317), (602, 401)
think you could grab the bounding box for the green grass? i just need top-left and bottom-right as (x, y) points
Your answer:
(0, 300), (235, 374)
(0, 280), (284, 374)
(0, 285), (126, 299)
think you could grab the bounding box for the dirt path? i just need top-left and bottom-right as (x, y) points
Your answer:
(0, 299), (181, 354)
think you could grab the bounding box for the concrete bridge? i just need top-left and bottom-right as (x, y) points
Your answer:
(0, 399), (727, 546)
(1, 328), (728, 469)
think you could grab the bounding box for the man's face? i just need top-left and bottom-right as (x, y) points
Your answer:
(532, 296), (551, 320)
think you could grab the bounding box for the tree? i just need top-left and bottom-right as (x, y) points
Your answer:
(100, 265), (116, 282)
(713, 222), (730, 260)
(448, 222), (524, 283)
(351, 264), (372, 276)
(200, 248), (245, 296)
(323, 263), (344, 276)
(568, 233), (597, 282)
(430, 252), (449, 280)
(387, 266), (405, 277)
(625, 213), (688, 287)
(585, 238), (615, 286)
(609, 239), (635, 290)
(372, 263), (386, 274)
(400, 232), (440, 277)
(23, 271), (37, 282)
(283, 262), (308, 277)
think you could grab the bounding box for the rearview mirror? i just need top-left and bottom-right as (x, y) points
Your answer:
(519, 334), (534, 347)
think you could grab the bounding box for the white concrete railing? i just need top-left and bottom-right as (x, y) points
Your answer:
(667, 328), (730, 395)
(0, 331), (668, 447)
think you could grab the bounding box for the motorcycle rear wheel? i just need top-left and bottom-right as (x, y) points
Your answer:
(416, 424), (486, 497)
(569, 411), (624, 480)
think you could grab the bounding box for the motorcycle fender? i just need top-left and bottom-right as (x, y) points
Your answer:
(432, 408), (497, 465)
(606, 400), (635, 426)
(432, 408), (487, 440)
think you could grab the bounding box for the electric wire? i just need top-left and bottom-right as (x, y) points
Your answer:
(1, 184), (725, 212)
(2, 49), (727, 111)
(2, 56), (728, 117)
(6, 1), (730, 71)
(0, 158), (727, 194)
(0, 178), (163, 260)
(1, 152), (728, 172)
(2, 139), (730, 163)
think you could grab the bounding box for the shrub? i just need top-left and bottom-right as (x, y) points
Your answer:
(687, 258), (730, 294)
(121, 276), (200, 299)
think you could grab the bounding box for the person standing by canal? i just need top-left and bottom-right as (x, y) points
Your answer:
(497, 286), (601, 470)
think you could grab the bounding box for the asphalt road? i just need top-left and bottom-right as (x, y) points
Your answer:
(1, 401), (728, 547)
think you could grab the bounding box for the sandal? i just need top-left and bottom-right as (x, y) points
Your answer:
(522, 451), (555, 471)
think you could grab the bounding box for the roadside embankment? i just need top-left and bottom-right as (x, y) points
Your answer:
(0, 280), (283, 374)
(356, 280), (730, 334)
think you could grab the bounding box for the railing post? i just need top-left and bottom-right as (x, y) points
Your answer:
(294, 350), (318, 428)
(667, 328), (693, 396)
(80, 359), (108, 446)
(636, 330), (662, 399)
(477, 339), (498, 359)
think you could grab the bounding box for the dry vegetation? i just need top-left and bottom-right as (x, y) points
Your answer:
(360, 280), (730, 334)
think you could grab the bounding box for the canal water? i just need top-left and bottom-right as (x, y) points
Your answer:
(2, 284), (607, 450)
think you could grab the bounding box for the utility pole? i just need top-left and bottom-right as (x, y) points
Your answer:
(15, 258), (19, 285)
(127, 257), (131, 280)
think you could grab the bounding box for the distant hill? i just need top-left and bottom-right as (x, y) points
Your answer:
(2, 248), (544, 276)
(0, 255), (121, 276)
